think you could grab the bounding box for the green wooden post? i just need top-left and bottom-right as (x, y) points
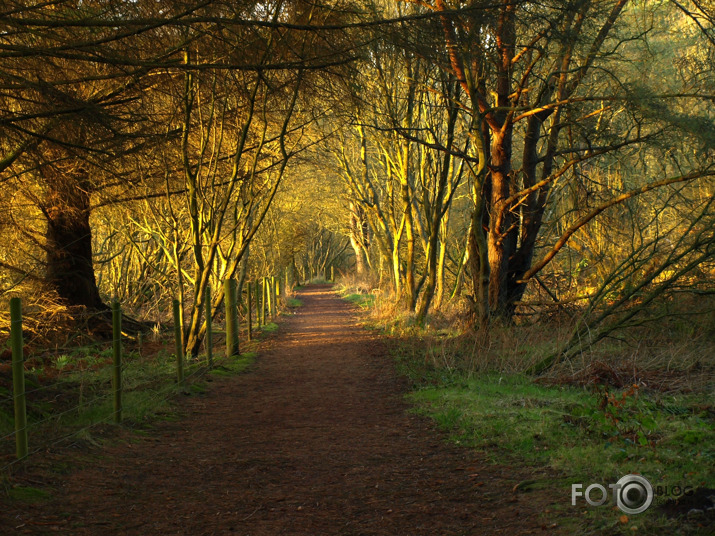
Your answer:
(261, 277), (267, 325)
(204, 285), (213, 368)
(271, 276), (277, 318)
(10, 298), (28, 460)
(173, 299), (184, 387)
(246, 283), (253, 341)
(266, 277), (271, 319)
(255, 279), (262, 327)
(265, 277), (271, 320)
(224, 278), (240, 357)
(278, 273), (284, 307)
(331, 265), (334, 282)
(112, 300), (122, 424)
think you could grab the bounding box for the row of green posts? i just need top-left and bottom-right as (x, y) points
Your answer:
(7, 275), (283, 461)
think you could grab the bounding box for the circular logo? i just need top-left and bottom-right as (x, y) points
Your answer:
(615, 474), (653, 514)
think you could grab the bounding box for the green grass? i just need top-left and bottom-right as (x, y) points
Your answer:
(6, 485), (51, 502)
(259, 322), (279, 333)
(286, 297), (303, 308)
(209, 352), (255, 376)
(343, 293), (375, 309)
(59, 349), (188, 428)
(401, 362), (713, 534)
(0, 343), (259, 467)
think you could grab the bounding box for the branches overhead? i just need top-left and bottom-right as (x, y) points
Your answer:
(0, 0), (713, 360)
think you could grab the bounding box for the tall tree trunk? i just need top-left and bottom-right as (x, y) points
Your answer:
(434, 225), (448, 310)
(487, 129), (515, 315)
(416, 233), (437, 323)
(487, 5), (517, 317)
(400, 148), (416, 309)
(237, 247), (249, 308)
(416, 78), (460, 323)
(44, 168), (105, 309)
(391, 238), (402, 297)
(468, 195), (490, 329)
(404, 205), (416, 310)
(349, 202), (370, 279)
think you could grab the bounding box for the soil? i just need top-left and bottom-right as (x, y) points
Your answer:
(0, 286), (562, 535)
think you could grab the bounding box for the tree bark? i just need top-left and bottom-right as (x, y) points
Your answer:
(349, 202), (370, 279)
(44, 168), (105, 310)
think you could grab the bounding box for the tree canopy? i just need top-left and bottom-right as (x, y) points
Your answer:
(1, 0), (713, 363)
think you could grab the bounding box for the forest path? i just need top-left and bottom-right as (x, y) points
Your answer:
(3, 286), (556, 535)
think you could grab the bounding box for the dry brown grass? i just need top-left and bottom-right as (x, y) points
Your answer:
(552, 327), (714, 393)
(0, 284), (78, 348)
(0, 282), (123, 358)
(397, 320), (573, 376)
(541, 292), (715, 393)
(342, 280), (714, 396)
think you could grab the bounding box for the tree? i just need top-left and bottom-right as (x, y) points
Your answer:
(379, 0), (715, 328)
(0, 0), (186, 308)
(329, 14), (467, 313)
(0, 0), (357, 323)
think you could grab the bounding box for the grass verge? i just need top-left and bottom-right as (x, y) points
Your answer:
(286, 297), (303, 308)
(259, 322), (279, 333)
(396, 343), (714, 535)
(343, 293), (375, 309)
(209, 352), (255, 377)
(0, 336), (260, 480)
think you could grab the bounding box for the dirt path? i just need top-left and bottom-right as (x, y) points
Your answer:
(2, 286), (558, 535)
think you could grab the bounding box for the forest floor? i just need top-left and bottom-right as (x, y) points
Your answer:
(0, 285), (563, 535)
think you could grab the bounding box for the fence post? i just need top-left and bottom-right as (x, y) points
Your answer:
(255, 279), (262, 328)
(10, 298), (28, 460)
(278, 273), (284, 306)
(246, 283), (253, 341)
(204, 285), (213, 368)
(173, 299), (185, 387)
(271, 276), (277, 318)
(112, 300), (122, 424)
(331, 265), (334, 282)
(224, 278), (240, 357)
(264, 277), (271, 321)
(261, 277), (268, 325)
